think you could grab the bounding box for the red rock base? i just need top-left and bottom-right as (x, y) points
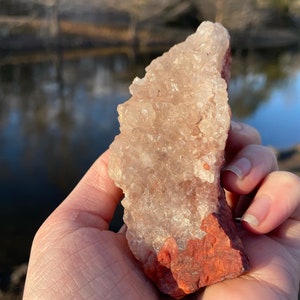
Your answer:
(143, 197), (249, 299)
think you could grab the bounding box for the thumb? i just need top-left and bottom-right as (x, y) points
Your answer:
(240, 171), (300, 234)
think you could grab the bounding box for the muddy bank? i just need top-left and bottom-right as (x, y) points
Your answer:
(275, 144), (300, 176)
(1, 16), (299, 54)
(0, 264), (27, 300)
(0, 17), (192, 52)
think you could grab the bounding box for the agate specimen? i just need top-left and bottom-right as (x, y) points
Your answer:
(108, 21), (249, 299)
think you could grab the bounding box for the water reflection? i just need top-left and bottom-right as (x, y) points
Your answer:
(229, 49), (300, 148)
(0, 50), (135, 270)
(0, 46), (300, 271)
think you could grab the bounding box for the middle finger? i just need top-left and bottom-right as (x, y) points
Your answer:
(221, 144), (278, 195)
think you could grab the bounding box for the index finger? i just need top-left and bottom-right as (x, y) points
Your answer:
(225, 121), (261, 161)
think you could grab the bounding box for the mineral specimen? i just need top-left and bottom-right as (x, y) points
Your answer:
(108, 21), (249, 298)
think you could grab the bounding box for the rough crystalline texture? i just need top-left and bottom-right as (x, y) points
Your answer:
(108, 21), (249, 298)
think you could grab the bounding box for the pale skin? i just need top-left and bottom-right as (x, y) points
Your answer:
(23, 122), (300, 300)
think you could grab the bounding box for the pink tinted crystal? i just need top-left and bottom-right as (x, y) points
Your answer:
(108, 21), (249, 298)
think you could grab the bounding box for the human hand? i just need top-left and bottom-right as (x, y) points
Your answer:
(23, 122), (300, 300)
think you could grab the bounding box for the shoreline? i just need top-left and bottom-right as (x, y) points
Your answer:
(1, 17), (299, 53)
(275, 144), (300, 177)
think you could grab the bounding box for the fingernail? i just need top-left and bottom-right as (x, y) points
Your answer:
(231, 121), (243, 131)
(241, 195), (271, 227)
(118, 224), (127, 233)
(223, 157), (252, 179)
(241, 214), (259, 226)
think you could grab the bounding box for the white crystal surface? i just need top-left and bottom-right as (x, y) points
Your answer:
(109, 21), (231, 263)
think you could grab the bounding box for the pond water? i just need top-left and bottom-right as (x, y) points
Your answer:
(0, 46), (300, 272)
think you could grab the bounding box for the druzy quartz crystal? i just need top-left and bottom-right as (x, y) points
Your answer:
(108, 21), (249, 299)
